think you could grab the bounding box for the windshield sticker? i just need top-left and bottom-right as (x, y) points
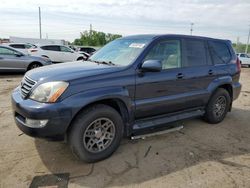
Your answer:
(129, 43), (146, 48)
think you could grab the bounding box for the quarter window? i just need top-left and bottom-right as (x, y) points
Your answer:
(144, 40), (181, 69)
(183, 39), (207, 67)
(41, 45), (60, 51)
(208, 41), (231, 64)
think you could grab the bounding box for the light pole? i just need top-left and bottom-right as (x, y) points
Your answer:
(190, 23), (194, 35)
(245, 25), (250, 54)
(39, 7), (42, 39)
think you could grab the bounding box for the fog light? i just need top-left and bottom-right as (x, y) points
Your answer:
(25, 118), (48, 128)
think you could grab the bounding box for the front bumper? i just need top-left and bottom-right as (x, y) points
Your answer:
(11, 87), (72, 138)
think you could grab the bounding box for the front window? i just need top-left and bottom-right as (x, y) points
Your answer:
(89, 38), (151, 66)
(0, 47), (15, 55)
(60, 46), (72, 53)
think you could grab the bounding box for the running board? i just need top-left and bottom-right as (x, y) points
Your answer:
(133, 108), (204, 131)
(131, 125), (184, 140)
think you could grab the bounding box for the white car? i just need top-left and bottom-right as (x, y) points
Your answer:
(237, 53), (250, 67)
(28, 45), (87, 63)
(2, 43), (35, 54)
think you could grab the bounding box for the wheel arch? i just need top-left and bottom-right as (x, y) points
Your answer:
(27, 61), (43, 71)
(66, 97), (131, 138)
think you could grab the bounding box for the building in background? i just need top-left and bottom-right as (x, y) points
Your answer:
(9, 36), (68, 45)
(0, 38), (10, 44)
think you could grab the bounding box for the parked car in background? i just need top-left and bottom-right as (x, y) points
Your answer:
(2, 43), (35, 54)
(28, 45), (87, 63)
(237, 53), (250, 67)
(12, 34), (241, 162)
(0, 45), (52, 72)
(77, 46), (96, 55)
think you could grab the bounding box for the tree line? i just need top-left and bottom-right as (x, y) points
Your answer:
(73, 30), (122, 46)
(232, 43), (250, 54)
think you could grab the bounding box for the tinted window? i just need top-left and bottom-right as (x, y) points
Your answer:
(208, 41), (231, 64)
(240, 54), (246, 57)
(25, 44), (33, 49)
(0, 47), (15, 55)
(10, 44), (25, 49)
(79, 47), (96, 54)
(41, 45), (60, 51)
(183, 39), (207, 67)
(145, 40), (181, 69)
(60, 46), (72, 52)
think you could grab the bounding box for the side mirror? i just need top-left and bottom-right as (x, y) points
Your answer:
(14, 52), (23, 57)
(141, 60), (162, 72)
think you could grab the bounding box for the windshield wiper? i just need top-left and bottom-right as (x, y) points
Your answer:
(88, 59), (116, 66)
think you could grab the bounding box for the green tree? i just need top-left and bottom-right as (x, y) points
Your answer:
(73, 30), (122, 46)
(232, 43), (250, 54)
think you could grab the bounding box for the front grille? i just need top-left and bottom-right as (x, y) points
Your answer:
(20, 76), (36, 98)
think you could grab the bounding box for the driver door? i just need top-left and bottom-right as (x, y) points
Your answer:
(0, 47), (26, 71)
(135, 39), (186, 119)
(60, 46), (75, 62)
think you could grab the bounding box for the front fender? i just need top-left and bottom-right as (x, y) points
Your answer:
(62, 86), (134, 120)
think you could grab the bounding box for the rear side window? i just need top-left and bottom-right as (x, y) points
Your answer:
(10, 44), (25, 49)
(183, 39), (207, 67)
(208, 41), (231, 64)
(41, 45), (60, 51)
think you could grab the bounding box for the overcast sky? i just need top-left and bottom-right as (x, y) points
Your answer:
(0, 0), (249, 43)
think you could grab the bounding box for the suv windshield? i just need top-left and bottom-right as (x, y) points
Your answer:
(89, 38), (151, 66)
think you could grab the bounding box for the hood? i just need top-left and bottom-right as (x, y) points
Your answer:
(26, 61), (120, 82)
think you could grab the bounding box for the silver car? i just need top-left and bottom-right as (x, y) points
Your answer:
(0, 45), (52, 72)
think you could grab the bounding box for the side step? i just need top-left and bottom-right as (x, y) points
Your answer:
(131, 125), (184, 140)
(133, 108), (204, 131)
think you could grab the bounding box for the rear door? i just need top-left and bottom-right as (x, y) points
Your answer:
(180, 38), (216, 108)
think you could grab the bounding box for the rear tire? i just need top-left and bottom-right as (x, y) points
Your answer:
(204, 88), (231, 124)
(68, 104), (124, 163)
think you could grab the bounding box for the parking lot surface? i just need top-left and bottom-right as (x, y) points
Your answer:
(1, 69), (250, 188)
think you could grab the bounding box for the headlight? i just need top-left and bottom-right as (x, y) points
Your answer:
(29, 81), (69, 103)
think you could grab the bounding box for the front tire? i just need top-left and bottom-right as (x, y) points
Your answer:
(68, 104), (124, 162)
(28, 63), (42, 70)
(204, 88), (231, 124)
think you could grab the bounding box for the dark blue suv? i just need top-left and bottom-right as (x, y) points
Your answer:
(12, 34), (241, 162)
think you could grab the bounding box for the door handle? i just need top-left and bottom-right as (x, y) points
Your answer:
(176, 73), (184, 79)
(208, 70), (214, 75)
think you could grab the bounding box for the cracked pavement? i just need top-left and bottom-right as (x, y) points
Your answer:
(1, 69), (250, 188)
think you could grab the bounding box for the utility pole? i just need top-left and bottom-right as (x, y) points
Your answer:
(190, 23), (194, 35)
(90, 24), (92, 37)
(39, 7), (42, 39)
(245, 25), (250, 54)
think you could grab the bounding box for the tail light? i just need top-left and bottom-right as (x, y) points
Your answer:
(236, 57), (241, 72)
(29, 49), (38, 53)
